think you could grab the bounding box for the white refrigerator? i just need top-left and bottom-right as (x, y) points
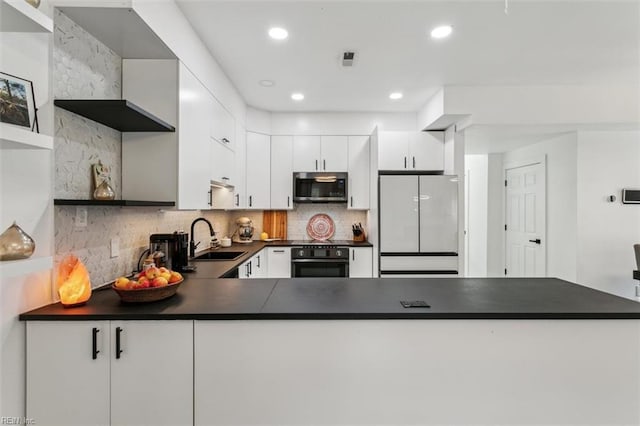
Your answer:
(379, 175), (458, 275)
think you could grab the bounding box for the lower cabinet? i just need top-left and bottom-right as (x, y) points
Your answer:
(266, 247), (291, 278)
(239, 250), (268, 278)
(27, 320), (193, 426)
(349, 247), (373, 277)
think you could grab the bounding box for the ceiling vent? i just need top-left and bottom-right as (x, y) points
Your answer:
(342, 51), (356, 67)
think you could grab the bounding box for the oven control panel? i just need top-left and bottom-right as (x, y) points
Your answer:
(293, 245), (349, 260)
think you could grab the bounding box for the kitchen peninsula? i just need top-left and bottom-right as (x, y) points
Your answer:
(21, 265), (640, 425)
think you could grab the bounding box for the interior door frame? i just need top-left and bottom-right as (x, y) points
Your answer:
(502, 155), (547, 276)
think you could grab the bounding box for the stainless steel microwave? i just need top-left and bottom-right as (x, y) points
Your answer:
(293, 172), (348, 203)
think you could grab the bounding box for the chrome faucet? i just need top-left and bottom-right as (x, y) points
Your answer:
(190, 217), (215, 258)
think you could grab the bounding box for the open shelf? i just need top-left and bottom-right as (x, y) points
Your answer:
(0, 123), (53, 150)
(54, 199), (175, 207)
(54, 100), (176, 132)
(0, 0), (53, 33)
(0, 255), (53, 279)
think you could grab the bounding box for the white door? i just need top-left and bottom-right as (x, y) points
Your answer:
(419, 175), (458, 253)
(267, 247), (291, 278)
(505, 162), (546, 277)
(378, 131), (409, 170)
(111, 321), (193, 426)
(293, 135), (321, 171)
(251, 251), (268, 278)
(245, 132), (271, 209)
(270, 135), (294, 209)
(178, 63), (212, 210)
(320, 136), (348, 171)
(349, 247), (373, 277)
(379, 175), (419, 252)
(347, 136), (370, 209)
(27, 321), (110, 426)
(409, 132), (444, 171)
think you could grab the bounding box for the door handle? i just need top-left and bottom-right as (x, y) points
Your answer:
(115, 327), (123, 359)
(315, 159), (318, 171)
(350, 196), (353, 207)
(404, 156), (407, 169)
(249, 195), (252, 207)
(207, 189), (212, 206)
(92, 327), (100, 360)
(287, 196), (290, 207)
(235, 194), (239, 206)
(529, 239), (542, 244)
(323, 159), (326, 170)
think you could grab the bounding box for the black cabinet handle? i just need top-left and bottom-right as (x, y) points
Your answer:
(350, 196), (353, 207)
(323, 159), (326, 170)
(256, 255), (261, 268)
(287, 196), (290, 207)
(207, 189), (212, 206)
(92, 327), (100, 360)
(245, 264), (250, 278)
(235, 194), (239, 207)
(115, 327), (123, 359)
(274, 249), (285, 253)
(249, 195), (253, 207)
(352, 251), (355, 261)
(404, 157), (407, 169)
(529, 239), (542, 244)
(315, 160), (318, 171)
(222, 137), (230, 144)
(248, 261), (252, 276)
(222, 177), (229, 180)
(413, 156), (416, 169)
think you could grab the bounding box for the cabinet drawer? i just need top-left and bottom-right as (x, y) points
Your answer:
(380, 255), (458, 273)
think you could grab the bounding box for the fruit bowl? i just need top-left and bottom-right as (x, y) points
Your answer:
(112, 279), (183, 303)
(112, 267), (184, 303)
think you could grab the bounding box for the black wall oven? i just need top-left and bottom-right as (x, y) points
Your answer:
(291, 245), (349, 278)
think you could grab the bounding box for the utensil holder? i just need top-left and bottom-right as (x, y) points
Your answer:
(353, 233), (366, 242)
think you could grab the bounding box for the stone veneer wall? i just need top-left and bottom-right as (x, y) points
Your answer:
(53, 11), (228, 287)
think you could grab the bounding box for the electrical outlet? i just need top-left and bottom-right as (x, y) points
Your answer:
(75, 207), (87, 228)
(110, 237), (119, 258)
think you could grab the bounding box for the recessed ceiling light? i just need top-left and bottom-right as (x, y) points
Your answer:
(389, 92), (403, 100)
(268, 27), (289, 40)
(291, 93), (305, 101)
(430, 25), (453, 39)
(259, 80), (275, 87)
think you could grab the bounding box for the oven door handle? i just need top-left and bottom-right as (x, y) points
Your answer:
(291, 259), (349, 264)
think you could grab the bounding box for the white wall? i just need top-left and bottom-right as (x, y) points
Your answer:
(501, 133), (578, 283)
(576, 131), (640, 299)
(270, 112), (417, 135)
(465, 155), (488, 277)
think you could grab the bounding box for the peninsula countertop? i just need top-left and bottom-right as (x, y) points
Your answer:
(20, 276), (640, 321)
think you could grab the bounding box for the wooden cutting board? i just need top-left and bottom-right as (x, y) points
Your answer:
(262, 210), (288, 240)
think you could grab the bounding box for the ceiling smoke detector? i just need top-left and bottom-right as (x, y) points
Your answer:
(342, 51), (356, 67)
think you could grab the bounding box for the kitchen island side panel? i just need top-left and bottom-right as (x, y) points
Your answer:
(195, 319), (640, 426)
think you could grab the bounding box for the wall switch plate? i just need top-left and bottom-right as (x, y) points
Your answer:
(110, 237), (119, 258)
(75, 207), (88, 228)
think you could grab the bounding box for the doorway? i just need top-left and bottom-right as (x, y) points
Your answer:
(504, 158), (546, 277)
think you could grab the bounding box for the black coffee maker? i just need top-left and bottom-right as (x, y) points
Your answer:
(149, 232), (189, 272)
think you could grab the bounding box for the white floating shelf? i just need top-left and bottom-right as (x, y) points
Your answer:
(0, 0), (53, 33)
(0, 124), (53, 150)
(0, 255), (53, 279)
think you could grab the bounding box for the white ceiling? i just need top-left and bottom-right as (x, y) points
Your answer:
(176, 0), (640, 113)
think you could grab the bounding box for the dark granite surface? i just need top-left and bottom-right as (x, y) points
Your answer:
(20, 275), (640, 320)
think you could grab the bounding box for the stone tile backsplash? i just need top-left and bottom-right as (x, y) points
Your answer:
(287, 204), (367, 241)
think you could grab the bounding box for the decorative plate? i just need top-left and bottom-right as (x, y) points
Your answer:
(306, 214), (335, 241)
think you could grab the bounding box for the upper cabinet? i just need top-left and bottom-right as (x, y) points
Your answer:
(270, 136), (293, 210)
(378, 131), (444, 171)
(293, 135), (348, 172)
(347, 136), (370, 210)
(210, 99), (235, 150)
(245, 132), (271, 210)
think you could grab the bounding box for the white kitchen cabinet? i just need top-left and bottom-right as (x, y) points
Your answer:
(347, 135), (370, 209)
(27, 321), (193, 426)
(378, 131), (444, 171)
(293, 135), (348, 172)
(239, 249), (268, 278)
(349, 247), (373, 278)
(210, 97), (235, 150)
(232, 123), (247, 209)
(245, 132), (271, 209)
(210, 138), (235, 187)
(270, 136), (294, 209)
(267, 247), (291, 278)
(122, 60), (213, 209)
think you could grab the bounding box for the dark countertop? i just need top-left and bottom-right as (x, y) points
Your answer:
(20, 275), (640, 321)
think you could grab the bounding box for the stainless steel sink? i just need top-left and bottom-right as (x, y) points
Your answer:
(192, 251), (247, 261)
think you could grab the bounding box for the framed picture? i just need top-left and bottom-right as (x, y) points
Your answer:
(0, 72), (39, 132)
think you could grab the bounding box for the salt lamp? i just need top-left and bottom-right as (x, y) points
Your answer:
(56, 255), (92, 307)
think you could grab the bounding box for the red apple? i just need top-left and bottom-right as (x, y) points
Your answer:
(153, 276), (169, 287)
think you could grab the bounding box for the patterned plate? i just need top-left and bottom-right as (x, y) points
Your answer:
(306, 214), (335, 241)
